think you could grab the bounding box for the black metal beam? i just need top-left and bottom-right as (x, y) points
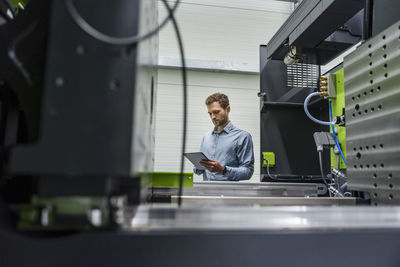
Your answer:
(266, 0), (364, 64)
(1, 228), (400, 267)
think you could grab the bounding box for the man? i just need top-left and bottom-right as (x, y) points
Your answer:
(194, 93), (254, 181)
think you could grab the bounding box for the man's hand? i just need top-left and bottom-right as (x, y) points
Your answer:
(200, 159), (225, 173)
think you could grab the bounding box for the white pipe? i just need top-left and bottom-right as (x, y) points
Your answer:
(304, 92), (334, 126)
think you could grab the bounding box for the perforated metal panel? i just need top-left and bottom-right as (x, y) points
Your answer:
(344, 21), (400, 205)
(287, 63), (319, 88)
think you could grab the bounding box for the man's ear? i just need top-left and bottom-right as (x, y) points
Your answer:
(226, 105), (231, 113)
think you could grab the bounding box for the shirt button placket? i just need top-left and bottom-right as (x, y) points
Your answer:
(212, 134), (217, 158)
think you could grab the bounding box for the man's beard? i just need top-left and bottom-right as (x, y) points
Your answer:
(214, 116), (228, 127)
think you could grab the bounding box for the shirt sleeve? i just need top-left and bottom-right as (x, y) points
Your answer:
(193, 136), (205, 176)
(225, 133), (254, 181)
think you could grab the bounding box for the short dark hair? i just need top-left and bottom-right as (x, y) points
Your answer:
(205, 93), (230, 109)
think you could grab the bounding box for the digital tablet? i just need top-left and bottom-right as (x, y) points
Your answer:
(184, 152), (209, 170)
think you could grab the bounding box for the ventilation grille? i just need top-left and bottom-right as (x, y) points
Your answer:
(287, 63), (319, 88)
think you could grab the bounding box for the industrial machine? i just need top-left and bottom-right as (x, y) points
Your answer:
(0, 0), (158, 229)
(1, 0), (400, 266)
(259, 0), (364, 185)
(259, 0), (400, 205)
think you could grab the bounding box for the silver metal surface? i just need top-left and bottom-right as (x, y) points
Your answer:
(124, 205), (400, 231)
(170, 196), (356, 206)
(88, 209), (102, 227)
(344, 20), (400, 205)
(153, 182), (327, 198)
(328, 73), (336, 98)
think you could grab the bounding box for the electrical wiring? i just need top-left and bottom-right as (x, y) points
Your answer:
(265, 158), (274, 180)
(303, 92), (347, 188)
(318, 151), (329, 187)
(160, 0), (187, 207)
(64, 0), (188, 206)
(265, 158), (329, 182)
(64, 0), (181, 46)
(329, 101), (347, 165)
(0, 7), (11, 21)
(0, 10), (10, 22)
(2, 0), (15, 17)
(336, 154), (341, 190)
(0, 0), (13, 21)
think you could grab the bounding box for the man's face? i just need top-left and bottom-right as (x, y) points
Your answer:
(207, 102), (230, 128)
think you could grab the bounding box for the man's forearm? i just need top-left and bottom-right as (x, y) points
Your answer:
(225, 165), (253, 181)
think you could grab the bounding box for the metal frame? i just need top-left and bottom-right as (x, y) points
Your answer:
(266, 0), (364, 65)
(0, 0), (158, 230)
(259, 45), (330, 181)
(152, 182), (328, 204)
(344, 20), (400, 205)
(2, 205), (400, 266)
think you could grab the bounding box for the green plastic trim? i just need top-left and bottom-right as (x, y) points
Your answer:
(330, 68), (347, 169)
(152, 172), (193, 187)
(262, 152), (275, 167)
(10, 0), (30, 11)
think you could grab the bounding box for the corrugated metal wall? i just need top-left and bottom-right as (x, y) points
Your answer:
(155, 0), (293, 181)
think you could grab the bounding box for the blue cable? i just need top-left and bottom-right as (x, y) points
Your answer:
(340, 182), (347, 192)
(329, 101), (347, 166)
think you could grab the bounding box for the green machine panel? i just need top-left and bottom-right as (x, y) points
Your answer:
(152, 172), (193, 187)
(330, 68), (347, 170)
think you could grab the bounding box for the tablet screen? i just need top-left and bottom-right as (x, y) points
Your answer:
(183, 152), (209, 170)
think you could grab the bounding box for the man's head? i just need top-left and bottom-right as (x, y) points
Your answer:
(205, 93), (230, 129)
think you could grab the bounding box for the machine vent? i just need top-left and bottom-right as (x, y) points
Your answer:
(287, 63), (319, 88)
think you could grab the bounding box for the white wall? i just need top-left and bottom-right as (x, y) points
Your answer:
(158, 0), (293, 69)
(154, 0), (293, 182)
(155, 69), (260, 181)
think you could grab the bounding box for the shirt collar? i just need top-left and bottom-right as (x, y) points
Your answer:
(213, 121), (233, 134)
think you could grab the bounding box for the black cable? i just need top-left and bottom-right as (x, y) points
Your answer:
(0, 10), (10, 22)
(0, 0), (12, 21)
(265, 158), (328, 182)
(363, 0), (373, 40)
(318, 151), (329, 187)
(160, 0), (187, 207)
(64, 0), (187, 205)
(64, 0), (181, 46)
(266, 176), (329, 182)
(2, 0), (15, 17)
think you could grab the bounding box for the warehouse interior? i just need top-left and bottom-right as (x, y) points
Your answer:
(1, 0), (400, 266)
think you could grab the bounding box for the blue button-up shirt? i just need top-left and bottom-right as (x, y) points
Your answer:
(194, 121), (254, 181)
